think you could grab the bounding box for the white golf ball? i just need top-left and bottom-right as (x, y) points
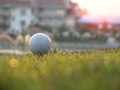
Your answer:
(28, 33), (51, 54)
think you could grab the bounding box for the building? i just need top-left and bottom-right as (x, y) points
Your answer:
(0, 0), (11, 33)
(32, 0), (76, 32)
(0, 0), (33, 35)
(10, 0), (33, 35)
(0, 0), (81, 35)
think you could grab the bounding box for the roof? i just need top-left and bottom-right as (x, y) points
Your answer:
(32, 0), (70, 9)
(0, 0), (71, 9)
(0, 0), (31, 7)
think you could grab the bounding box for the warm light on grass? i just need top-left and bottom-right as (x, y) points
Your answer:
(0, 49), (120, 90)
(9, 58), (19, 68)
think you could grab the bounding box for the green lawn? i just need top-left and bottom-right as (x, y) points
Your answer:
(0, 49), (120, 90)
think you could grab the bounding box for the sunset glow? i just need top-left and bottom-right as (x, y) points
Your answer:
(71, 0), (120, 16)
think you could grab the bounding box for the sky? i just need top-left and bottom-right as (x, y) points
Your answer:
(71, 0), (120, 16)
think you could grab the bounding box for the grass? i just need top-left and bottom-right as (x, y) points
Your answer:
(0, 49), (120, 90)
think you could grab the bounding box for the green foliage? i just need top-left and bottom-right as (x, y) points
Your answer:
(57, 25), (68, 32)
(77, 25), (91, 33)
(0, 49), (120, 90)
(33, 24), (53, 33)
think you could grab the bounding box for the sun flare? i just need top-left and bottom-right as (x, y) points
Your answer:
(71, 0), (120, 15)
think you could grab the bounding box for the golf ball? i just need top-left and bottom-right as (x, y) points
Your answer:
(28, 33), (51, 54)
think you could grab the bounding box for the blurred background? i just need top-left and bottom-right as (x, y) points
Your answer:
(0, 0), (120, 54)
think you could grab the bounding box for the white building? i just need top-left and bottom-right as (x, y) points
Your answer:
(0, 0), (33, 35)
(0, 0), (78, 35)
(10, 5), (33, 34)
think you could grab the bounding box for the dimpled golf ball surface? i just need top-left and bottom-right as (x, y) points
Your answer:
(29, 33), (51, 54)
